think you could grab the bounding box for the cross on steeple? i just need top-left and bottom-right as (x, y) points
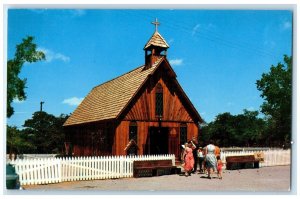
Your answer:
(151, 18), (160, 32)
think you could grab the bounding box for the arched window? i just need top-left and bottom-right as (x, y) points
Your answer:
(155, 83), (163, 117)
(180, 123), (187, 145)
(129, 121), (137, 142)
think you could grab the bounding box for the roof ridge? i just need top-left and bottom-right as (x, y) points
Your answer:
(92, 64), (145, 90)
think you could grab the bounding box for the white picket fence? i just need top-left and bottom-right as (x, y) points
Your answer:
(9, 154), (175, 186)
(221, 149), (290, 168)
(8, 149), (290, 186)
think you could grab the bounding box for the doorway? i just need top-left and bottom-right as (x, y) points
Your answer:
(149, 127), (169, 155)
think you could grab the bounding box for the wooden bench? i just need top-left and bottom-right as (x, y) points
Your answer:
(133, 160), (179, 178)
(226, 155), (259, 170)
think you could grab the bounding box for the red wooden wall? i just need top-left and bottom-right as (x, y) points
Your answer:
(114, 66), (199, 159)
(67, 62), (200, 159)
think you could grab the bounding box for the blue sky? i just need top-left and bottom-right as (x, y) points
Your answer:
(7, 9), (292, 128)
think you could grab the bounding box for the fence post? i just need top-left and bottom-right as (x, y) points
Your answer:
(58, 157), (62, 183)
(51, 158), (56, 184)
(172, 154), (175, 166)
(120, 156), (124, 178)
(99, 156), (103, 179)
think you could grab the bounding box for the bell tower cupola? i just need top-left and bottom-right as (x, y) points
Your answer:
(144, 18), (169, 69)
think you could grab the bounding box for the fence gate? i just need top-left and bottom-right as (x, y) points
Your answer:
(60, 156), (133, 182)
(9, 154), (175, 186)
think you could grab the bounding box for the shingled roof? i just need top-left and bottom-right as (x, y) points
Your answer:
(63, 58), (164, 126)
(144, 31), (169, 50)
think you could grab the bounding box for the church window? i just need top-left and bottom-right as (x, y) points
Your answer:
(155, 83), (163, 117)
(128, 121), (138, 155)
(129, 121), (137, 142)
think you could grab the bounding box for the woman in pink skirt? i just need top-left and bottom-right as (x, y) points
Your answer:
(183, 141), (195, 177)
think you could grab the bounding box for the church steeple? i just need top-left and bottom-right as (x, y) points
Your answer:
(144, 18), (169, 69)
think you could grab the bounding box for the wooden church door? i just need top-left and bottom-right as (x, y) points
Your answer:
(149, 127), (169, 155)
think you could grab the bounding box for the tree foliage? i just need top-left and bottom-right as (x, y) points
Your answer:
(22, 112), (69, 153)
(7, 125), (36, 158)
(201, 110), (266, 147)
(7, 36), (45, 118)
(201, 55), (292, 148)
(256, 55), (292, 146)
(7, 112), (69, 155)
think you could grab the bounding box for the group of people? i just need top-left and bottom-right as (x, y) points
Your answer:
(181, 138), (223, 179)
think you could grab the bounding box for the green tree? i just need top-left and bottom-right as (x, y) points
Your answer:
(201, 110), (266, 147)
(233, 110), (266, 147)
(7, 125), (36, 159)
(23, 111), (69, 153)
(7, 36), (45, 118)
(201, 112), (235, 147)
(256, 55), (292, 146)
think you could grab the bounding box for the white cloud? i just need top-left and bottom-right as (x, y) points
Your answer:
(14, 111), (27, 114)
(62, 97), (84, 106)
(168, 38), (174, 45)
(29, 9), (47, 14)
(169, 59), (183, 66)
(70, 10), (86, 17)
(263, 40), (276, 49)
(227, 102), (234, 106)
(13, 99), (25, 104)
(30, 9), (86, 18)
(192, 23), (216, 36)
(38, 47), (70, 63)
(246, 107), (255, 111)
(192, 24), (201, 36)
(281, 21), (292, 30)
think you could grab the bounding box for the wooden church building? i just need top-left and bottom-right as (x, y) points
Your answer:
(63, 19), (203, 161)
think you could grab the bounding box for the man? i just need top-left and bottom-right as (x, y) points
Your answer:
(191, 136), (199, 173)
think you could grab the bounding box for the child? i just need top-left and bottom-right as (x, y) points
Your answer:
(197, 147), (205, 173)
(217, 156), (223, 179)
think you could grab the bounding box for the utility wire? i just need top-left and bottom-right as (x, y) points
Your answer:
(119, 10), (278, 58)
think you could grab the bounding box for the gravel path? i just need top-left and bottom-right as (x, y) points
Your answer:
(20, 166), (290, 193)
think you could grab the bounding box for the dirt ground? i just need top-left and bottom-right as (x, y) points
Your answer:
(14, 165), (291, 193)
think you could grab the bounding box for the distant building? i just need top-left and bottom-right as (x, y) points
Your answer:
(63, 19), (203, 161)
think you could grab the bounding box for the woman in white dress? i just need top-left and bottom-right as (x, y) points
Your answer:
(205, 141), (217, 179)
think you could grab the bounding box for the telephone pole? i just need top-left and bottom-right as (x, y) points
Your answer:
(40, 101), (45, 112)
